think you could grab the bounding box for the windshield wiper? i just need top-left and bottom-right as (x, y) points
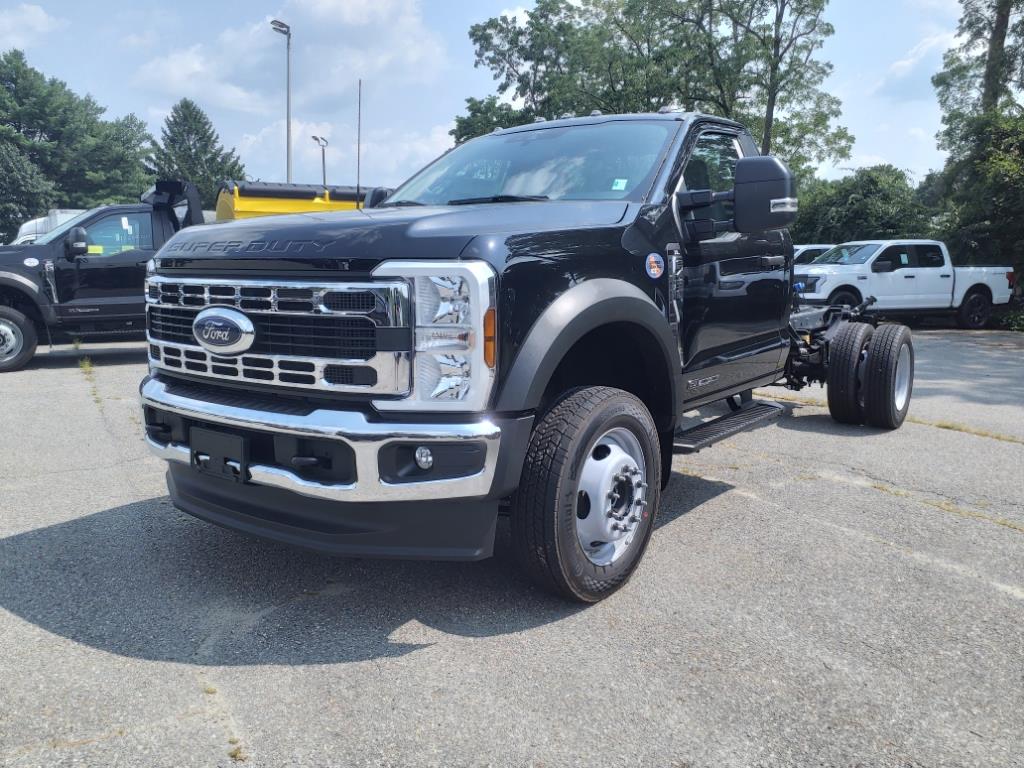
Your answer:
(447, 194), (549, 206)
(378, 199), (426, 207)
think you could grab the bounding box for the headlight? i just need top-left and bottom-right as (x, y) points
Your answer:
(146, 258), (157, 276)
(371, 260), (497, 412)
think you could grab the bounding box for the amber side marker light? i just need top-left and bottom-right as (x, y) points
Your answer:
(483, 308), (497, 369)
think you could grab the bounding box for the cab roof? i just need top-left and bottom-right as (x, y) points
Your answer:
(495, 111), (745, 135)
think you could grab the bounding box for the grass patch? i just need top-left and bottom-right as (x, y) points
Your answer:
(906, 416), (1024, 445)
(77, 356), (102, 407)
(920, 498), (1024, 535)
(871, 483), (911, 498)
(228, 745), (247, 762)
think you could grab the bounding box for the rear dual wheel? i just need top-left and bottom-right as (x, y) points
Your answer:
(511, 387), (661, 603)
(827, 322), (913, 429)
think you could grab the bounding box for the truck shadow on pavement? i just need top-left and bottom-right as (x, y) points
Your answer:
(27, 345), (149, 370)
(0, 472), (728, 667)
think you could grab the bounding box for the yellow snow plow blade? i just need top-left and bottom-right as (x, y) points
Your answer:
(215, 181), (366, 221)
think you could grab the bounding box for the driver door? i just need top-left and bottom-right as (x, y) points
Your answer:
(675, 128), (791, 403)
(54, 211), (154, 324)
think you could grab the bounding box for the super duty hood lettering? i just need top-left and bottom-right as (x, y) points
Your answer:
(164, 239), (337, 255)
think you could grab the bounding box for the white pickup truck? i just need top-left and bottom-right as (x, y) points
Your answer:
(794, 240), (1016, 329)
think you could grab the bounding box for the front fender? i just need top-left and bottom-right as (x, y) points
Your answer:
(0, 271), (56, 324)
(494, 278), (683, 418)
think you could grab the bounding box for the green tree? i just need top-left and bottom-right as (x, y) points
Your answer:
(457, 0), (852, 176)
(0, 142), (54, 243)
(452, 96), (533, 144)
(0, 49), (152, 208)
(789, 165), (930, 244)
(146, 98), (245, 208)
(931, 0), (1024, 268)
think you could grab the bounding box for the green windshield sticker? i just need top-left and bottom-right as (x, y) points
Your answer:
(612, 178), (628, 191)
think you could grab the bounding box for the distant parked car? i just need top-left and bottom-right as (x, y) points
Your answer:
(794, 240), (1016, 329)
(793, 244), (834, 265)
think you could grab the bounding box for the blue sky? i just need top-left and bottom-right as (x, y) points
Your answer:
(1, 0), (962, 188)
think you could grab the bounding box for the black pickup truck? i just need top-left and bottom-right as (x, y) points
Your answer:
(139, 113), (915, 602)
(0, 181), (202, 371)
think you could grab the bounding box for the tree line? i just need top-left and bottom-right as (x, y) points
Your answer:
(0, 50), (243, 242)
(456, 0), (1024, 268)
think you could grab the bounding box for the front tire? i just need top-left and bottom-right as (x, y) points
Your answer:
(863, 324), (914, 429)
(827, 322), (874, 424)
(957, 290), (991, 329)
(511, 387), (662, 603)
(0, 306), (38, 373)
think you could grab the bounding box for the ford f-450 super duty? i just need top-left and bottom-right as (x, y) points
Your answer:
(140, 113), (916, 602)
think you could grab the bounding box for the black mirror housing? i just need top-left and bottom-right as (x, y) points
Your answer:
(363, 187), (394, 209)
(732, 156), (797, 233)
(872, 260), (894, 273)
(65, 227), (88, 259)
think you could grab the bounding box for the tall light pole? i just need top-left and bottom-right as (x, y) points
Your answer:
(270, 19), (292, 182)
(311, 135), (328, 189)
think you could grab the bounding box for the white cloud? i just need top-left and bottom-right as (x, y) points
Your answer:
(884, 31), (957, 80)
(498, 5), (531, 26)
(0, 3), (65, 50)
(239, 118), (452, 187)
(135, 42), (271, 115)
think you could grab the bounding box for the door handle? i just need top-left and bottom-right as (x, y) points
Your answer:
(903, 275), (916, 279)
(760, 255), (785, 268)
(940, 274), (952, 278)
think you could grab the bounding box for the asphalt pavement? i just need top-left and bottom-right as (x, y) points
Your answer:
(1, 328), (1022, 767)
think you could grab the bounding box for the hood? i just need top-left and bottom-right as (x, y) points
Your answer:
(156, 200), (631, 274)
(793, 263), (853, 276)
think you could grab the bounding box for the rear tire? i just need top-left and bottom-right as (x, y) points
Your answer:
(863, 324), (914, 429)
(0, 306), (37, 373)
(511, 386), (661, 603)
(827, 322), (874, 425)
(956, 290), (991, 329)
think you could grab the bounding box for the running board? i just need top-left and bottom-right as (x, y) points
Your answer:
(673, 401), (784, 454)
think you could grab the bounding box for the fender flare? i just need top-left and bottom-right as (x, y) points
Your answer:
(493, 278), (683, 423)
(0, 271), (56, 324)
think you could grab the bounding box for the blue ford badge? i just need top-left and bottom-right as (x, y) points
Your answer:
(192, 307), (255, 356)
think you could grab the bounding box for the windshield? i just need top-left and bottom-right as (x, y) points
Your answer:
(812, 243), (882, 265)
(385, 121), (676, 206)
(35, 208), (99, 245)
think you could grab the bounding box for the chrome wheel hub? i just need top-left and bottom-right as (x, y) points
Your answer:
(575, 427), (649, 567)
(0, 319), (23, 362)
(894, 343), (911, 411)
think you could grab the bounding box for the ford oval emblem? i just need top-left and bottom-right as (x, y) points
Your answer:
(192, 307), (255, 356)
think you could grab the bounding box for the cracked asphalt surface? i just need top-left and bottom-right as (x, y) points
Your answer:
(1, 328), (1022, 767)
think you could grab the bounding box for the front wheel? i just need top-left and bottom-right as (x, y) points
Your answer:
(511, 387), (662, 603)
(0, 306), (38, 373)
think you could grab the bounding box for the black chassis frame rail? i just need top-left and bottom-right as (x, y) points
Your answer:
(781, 297), (878, 391)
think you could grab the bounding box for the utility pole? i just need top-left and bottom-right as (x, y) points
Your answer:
(312, 135), (328, 189)
(356, 79), (362, 208)
(271, 19), (292, 182)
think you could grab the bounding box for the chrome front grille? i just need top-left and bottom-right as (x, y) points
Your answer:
(146, 276), (411, 395)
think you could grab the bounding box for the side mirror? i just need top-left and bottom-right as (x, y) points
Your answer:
(732, 156), (797, 234)
(872, 259), (894, 273)
(65, 227), (88, 259)
(363, 187), (394, 209)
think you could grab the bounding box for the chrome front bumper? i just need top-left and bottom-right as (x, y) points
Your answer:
(139, 376), (502, 503)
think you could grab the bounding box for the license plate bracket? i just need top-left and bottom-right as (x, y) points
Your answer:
(190, 427), (248, 483)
